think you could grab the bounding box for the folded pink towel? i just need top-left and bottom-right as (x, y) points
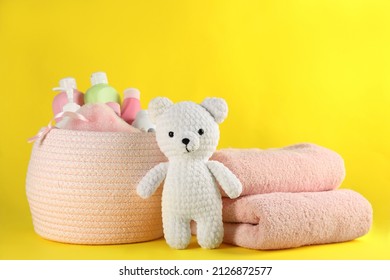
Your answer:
(220, 189), (372, 250)
(59, 103), (140, 133)
(211, 143), (345, 196)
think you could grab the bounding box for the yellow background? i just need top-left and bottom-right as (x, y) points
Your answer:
(1, 0), (389, 259)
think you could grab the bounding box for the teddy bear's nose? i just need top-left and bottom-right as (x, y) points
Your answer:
(182, 138), (190, 145)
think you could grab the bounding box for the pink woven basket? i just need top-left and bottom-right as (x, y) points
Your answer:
(26, 129), (166, 245)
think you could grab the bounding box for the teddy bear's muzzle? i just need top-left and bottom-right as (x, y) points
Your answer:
(181, 132), (200, 153)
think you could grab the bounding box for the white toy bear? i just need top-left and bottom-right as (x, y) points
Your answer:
(136, 97), (242, 249)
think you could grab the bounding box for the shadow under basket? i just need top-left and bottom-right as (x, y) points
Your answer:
(26, 129), (166, 245)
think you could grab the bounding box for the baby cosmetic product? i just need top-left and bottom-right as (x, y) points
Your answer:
(121, 88), (141, 125)
(84, 72), (121, 114)
(52, 77), (84, 116)
(132, 110), (156, 132)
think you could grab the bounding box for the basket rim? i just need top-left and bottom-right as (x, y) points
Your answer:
(47, 128), (155, 138)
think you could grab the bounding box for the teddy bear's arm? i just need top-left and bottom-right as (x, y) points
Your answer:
(207, 160), (242, 199)
(136, 162), (169, 199)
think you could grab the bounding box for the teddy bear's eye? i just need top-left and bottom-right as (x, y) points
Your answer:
(198, 129), (204, 135)
(168, 131), (174, 138)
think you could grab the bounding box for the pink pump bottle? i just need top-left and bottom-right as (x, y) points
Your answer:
(121, 88), (141, 125)
(52, 77), (84, 117)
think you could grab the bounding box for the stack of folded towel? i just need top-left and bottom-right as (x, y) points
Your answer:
(200, 143), (372, 250)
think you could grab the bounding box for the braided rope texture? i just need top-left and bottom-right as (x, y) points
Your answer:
(26, 129), (166, 244)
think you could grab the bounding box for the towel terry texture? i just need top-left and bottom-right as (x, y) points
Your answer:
(191, 144), (372, 250)
(211, 143), (345, 197)
(59, 103), (140, 133)
(220, 190), (372, 250)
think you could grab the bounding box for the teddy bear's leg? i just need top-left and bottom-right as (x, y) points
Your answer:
(163, 215), (191, 249)
(195, 215), (223, 249)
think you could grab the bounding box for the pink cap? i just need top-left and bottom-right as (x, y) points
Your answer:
(124, 88), (140, 100)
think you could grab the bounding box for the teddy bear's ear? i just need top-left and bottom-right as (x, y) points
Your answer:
(200, 97), (228, 124)
(148, 97), (174, 122)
